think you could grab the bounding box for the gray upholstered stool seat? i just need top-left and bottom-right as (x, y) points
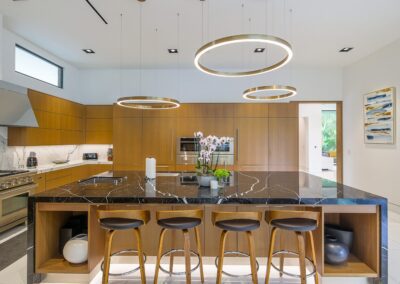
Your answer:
(270, 218), (317, 232)
(157, 217), (201, 230)
(100, 218), (144, 230)
(215, 219), (260, 232)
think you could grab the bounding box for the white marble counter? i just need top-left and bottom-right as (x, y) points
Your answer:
(26, 160), (113, 174)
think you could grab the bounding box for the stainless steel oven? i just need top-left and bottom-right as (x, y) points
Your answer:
(0, 171), (36, 232)
(176, 137), (235, 165)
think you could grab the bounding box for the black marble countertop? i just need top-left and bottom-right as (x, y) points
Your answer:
(30, 171), (387, 206)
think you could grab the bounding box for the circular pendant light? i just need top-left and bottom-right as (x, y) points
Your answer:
(116, 0), (180, 110)
(194, 34), (293, 77)
(117, 96), (180, 109)
(243, 85), (297, 101)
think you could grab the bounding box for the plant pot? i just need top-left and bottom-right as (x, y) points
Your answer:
(325, 224), (353, 249)
(324, 235), (349, 265)
(197, 175), (216, 187)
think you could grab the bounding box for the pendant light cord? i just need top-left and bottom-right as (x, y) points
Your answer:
(119, 13), (123, 98)
(139, 3), (143, 95)
(177, 12), (181, 101)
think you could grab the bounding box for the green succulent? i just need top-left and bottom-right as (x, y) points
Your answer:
(214, 169), (230, 181)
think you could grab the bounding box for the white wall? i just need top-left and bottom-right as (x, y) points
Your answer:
(299, 104), (323, 176)
(79, 66), (343, 104)
(0, 26), (81, 102)
(343, 39), (400, 205)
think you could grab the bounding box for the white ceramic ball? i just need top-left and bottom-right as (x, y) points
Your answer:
(63, 234), (88, 264)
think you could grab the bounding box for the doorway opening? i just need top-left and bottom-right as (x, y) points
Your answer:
(299, 103), (341, 182)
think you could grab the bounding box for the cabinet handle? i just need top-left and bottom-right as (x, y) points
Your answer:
(236, 128), (239, 162)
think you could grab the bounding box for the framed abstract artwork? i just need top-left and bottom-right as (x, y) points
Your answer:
(364, 87), (396, 144)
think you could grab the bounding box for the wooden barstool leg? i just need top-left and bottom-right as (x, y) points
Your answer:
(169, 231), (175, 276)
(296, 232), (307, 284)
(183, 229), (191, 284)
(154, 228), (167, 284)
(216, 230), (228, 284)
(102, 230), (115, 284)
(134, 228), (146, 284)
(246, 231), (258, 284)
(265, 227), (277, 284)
(308, 231), (319, 284)
(279, 231), (285, 277)
(194, 226), (205, 283)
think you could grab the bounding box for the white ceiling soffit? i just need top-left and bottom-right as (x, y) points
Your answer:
(1, 0), (400, 69)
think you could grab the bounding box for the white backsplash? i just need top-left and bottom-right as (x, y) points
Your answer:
(0, 127), (112, 170)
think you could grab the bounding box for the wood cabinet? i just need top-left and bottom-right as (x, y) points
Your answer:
(32, 174), (46, 194)
(234, 117), (269, 171)
(113, 117), (143, 170)
(268, 118), (299, 171)
(142, 117), (176, 167)
(8, 89), (85, 146)
(85, 105), (113, 144)
(34, 164), (112, 193)
(233, 103), (269, 117)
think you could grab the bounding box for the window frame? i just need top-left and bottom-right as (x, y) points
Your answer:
(15, 44), (64, 89)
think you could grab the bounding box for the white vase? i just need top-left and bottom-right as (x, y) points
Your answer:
(197, 175), (216, 187)
(63, 234), (88, 264)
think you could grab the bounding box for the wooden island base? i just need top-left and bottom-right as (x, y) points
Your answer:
(33, 203), (380, 280)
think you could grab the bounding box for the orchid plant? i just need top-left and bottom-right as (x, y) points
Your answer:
(194, 131), (232, 175)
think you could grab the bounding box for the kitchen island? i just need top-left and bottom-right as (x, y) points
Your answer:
(28, 171), (388, 283)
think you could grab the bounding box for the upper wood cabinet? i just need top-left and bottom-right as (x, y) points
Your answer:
(8, 89), (85, 146)
(268, 102), (299, 118)
(85, 105), (113, 144)
(177, 104), (234, 117)
(233, 103), (269, 117)
(235, 117), (269, 171)
(142, 117), (176, 166)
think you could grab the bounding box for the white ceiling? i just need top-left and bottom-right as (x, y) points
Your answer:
(1, 0), (400, 69)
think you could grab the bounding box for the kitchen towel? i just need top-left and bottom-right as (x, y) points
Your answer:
(145, 157), (156, 179)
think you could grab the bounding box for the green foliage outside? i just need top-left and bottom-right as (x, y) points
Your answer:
(322, 110), (337, 153)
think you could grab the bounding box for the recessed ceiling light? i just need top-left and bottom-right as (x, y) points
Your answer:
(83, 49), (95, 54)
(168, 49), (178, 54)
(339, 47), (353, 53)
(254, 48), (265, 53)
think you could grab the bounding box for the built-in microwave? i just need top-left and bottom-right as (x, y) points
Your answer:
(176, 137), (234, 165)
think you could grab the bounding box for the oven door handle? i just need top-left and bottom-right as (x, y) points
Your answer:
(0, 183), (36, 199)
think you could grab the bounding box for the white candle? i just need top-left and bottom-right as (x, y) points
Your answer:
(210, 180), (219, 190)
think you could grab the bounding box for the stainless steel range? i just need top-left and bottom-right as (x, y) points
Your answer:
(0, 170), (36, 233)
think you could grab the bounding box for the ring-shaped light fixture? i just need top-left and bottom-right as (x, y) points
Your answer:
(194, 34), (293, 77)
(243, 85), (297, 101)
(117, 96), (180, 110)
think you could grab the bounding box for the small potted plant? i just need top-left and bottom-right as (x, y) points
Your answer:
(194, 131), (232, 187)
(214, 168), (230, 187)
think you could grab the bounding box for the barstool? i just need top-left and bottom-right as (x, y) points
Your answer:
(154, 209), (204, 284)
(97, 209), (150, 284)
(265, 210), (320, 284)
(212, 211), (262, 284)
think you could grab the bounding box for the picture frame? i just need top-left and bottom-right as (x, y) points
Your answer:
(363, 87), (396, 144)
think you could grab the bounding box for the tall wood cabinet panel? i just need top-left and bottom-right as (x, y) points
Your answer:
(177, 117), (235, 137)
(268, 118), (299, 171)
(268, 102), (298, 118)
(113, 117), (143, 170)
(233, 103), (269, 117)
(142, 117), (176, 167)
(177, 103), (234, 118)
(234, 117), (269, 171)
(85, 105), (113, 144)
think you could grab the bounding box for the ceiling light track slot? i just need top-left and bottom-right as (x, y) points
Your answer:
(84, 0), (108, 25)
